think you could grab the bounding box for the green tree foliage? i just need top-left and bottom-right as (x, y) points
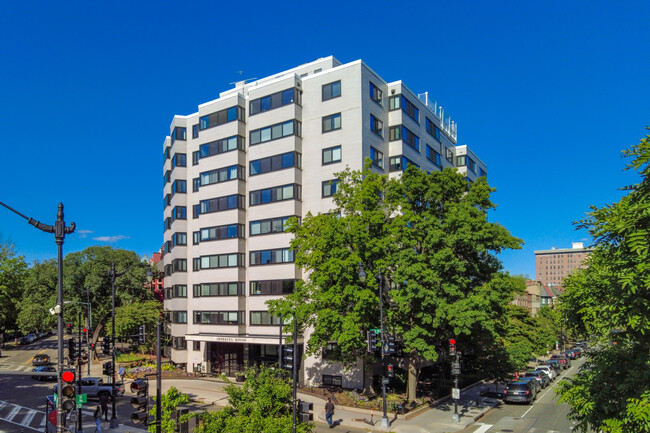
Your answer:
(193, 365), (312, 433)
(115, 300), (161, 352)
(0, 241), (27, 337)
(17, 260), (58, 335)
(558, 130), (650, 433)
(149, 386), (191, 433)
(270, 162), (524, 401)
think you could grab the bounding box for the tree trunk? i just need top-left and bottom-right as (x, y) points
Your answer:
(362, 357), (376, 396)
(407, 351), (419, 403)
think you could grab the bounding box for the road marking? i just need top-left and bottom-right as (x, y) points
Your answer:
(22, 408), (38, 426)
(473, 423), (492, 433)
(5, 404), (21, 422)
(0, 400), (45, 432)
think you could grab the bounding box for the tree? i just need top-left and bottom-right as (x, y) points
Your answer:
(270, 162), (523, 402)
(17, 259), (58, 335)
(149, 386), (191, 433)
(0, 241), (27, 339)
(115, 300), (162, 352)
(557, 129), (650, 433)
(193, 365), (312, 433)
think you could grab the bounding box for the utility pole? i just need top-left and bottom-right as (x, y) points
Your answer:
(77, 311), (84, 433)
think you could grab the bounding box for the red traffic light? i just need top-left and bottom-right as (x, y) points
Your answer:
(449, 339), (456, 345)
(82, 328), (87, 333)
(61, 370), (75, 383)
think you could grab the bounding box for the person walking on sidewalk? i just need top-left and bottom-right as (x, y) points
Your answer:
(118, 366), (126, 383)
(99, 393), (109, 421)
(325, 397), (335, 428)
(93, 405), (102, 433)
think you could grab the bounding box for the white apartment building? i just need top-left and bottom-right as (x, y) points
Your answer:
(162, 56), (487, 388)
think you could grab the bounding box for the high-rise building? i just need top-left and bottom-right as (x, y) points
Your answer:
(161, 56), (487, 388)
(535, 242), (593, 290)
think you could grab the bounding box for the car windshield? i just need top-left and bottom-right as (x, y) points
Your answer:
(507, 383), (529, 391)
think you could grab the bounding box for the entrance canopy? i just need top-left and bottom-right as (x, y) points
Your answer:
(185, 333), (302, 345)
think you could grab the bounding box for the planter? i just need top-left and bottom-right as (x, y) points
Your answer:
(235, 373), (245, 382)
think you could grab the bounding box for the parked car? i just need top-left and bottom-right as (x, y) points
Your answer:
(32, 366), (57, 381)
(32, 354), (51, 366)
(550, 354), (570, 369)
(535, 365), (556, 381)
(518, 377), (541, 394)
(19, 334), (36, 345)
(504, 380), (537, 404)
(565, 349), (578, 360)
(525, 370), (550, 389)
(544, 359), (562, 373)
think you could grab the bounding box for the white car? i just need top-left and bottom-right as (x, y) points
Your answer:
(535, 365), (556, 381)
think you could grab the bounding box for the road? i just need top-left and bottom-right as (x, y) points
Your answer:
(462, 358), (588, 433)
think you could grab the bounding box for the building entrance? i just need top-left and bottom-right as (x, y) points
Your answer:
(207, 342), (244, 376)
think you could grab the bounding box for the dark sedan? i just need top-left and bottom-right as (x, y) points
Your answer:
(32, 354), (51, 366)
(32, 366), (57, 381)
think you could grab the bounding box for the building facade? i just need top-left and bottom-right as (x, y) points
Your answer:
(161, 57), (487, 388)
(535, 242), (593, 290)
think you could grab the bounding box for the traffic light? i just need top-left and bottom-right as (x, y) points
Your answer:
(386, 336), (396, 355)
(102, 361), (114, 376)
(386, 363), (395, 378)
(68, 338), (77, 360)
(449, 338), (457, 357)
(367, 330), (378, 353)
(103, 336), (111, 355)
(60, 370), (76, 412)
(282, 346), (294, 370)
(66, 323), (72, 334)
(297, 400), (313, 423)
(138, 324), (146, 345)
(130, 379), (149, 424)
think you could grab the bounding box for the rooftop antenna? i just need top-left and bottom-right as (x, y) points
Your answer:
(230, 70), (257, 88)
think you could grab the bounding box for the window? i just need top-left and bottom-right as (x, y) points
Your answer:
(322, 81), (341, 101)
(250, 184), (301, 206)
(370, 147), (384, 169)
(370, 114), (383, 137)
(322, 375), (342, 387)
(390, 125), (419, 151)
(479, 167), (487, 177)
(193, 341), (200, 351)
(164, 217), (172, 231)
(467, 157), (476, 173)
(171, 127), (186, 143)
(322, 113), (341, 132)
(250, 311), (282, 326)
(199, 105), (244, 131)
(250, 279), (296, 295)
(164, 147), (171, 161)
(322, 179), (340, 197)
(172, 180), (186, 194)
(198, 136), (245, 160)
(426, 145), (441, 167)
(193, 224), (244, 244)
(164, 170), (171, 185)
(172, 337), (187, 350)
(172, 153), (186, 168)
(173, 259), (187, 272)
(456, 155), (467, 167)
(445, 147), (454, 163)
(250, 248), (295, 265)
(250, 215), (297, 236)
(192, 124), (199, 139)
(193, 311), (243, 325)
(369, 82), (383, 105)
(250, 120), (301, 145)
(170, 311), (187, 323)
(249, 88), (299, 115)
(172, 232), (187, 246)
(389, 155), (418, 172)
(389, 95), (419, 123)
(196, 194), (245, 216)
(199, 165), (245, 187)
(172, 285), (187, 298)
(193, 282), (244, 297)
(323, 342), (341, 360)
(322, 146), (341, 165)
(250, 152), (301, 176)
(164, 194), (171, 208)
(173, 206), (186, 220)
(426, 118), (440, 140)
(195, 253), (244, 270)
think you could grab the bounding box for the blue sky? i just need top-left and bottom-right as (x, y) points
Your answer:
(1, 1), (648, 277)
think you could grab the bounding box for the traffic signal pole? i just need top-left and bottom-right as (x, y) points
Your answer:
(77, 311), (84, 433)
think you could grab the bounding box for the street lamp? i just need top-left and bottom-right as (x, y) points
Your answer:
(359, 264), (389, 428)
(1, 201), (75, 433)
(107, 262), (153, 428)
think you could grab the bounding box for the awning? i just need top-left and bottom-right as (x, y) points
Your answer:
(185, 334), (302, 345)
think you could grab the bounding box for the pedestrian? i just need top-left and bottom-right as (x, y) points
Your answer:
(118, 366), (126, 383)
(325, 397), (335, 428)
(93, 405), (102, 433)
(99, 393), (109, 421)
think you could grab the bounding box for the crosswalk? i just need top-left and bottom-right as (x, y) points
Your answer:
(474, 422), (570, 432)
(0, 364), (35, 373)
(0, 399), (94, 432)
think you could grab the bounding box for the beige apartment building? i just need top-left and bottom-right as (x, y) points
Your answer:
(161, 56), (487, 388)
(535, 242), (593, 290)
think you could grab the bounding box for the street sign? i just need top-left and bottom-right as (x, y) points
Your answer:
(52, 394), (57, 404)
(76, 394), (87, 405)
(370, 328), (381, 334)
(382, 377), (389, 385)
(452, 388), (460, 399)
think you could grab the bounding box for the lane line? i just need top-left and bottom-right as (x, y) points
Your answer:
(521, 360), (581, 418)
